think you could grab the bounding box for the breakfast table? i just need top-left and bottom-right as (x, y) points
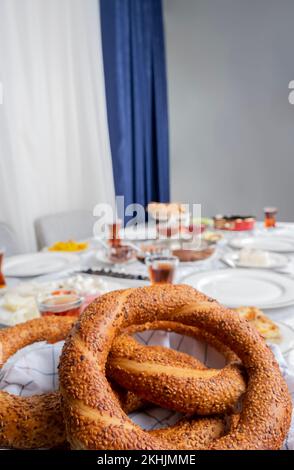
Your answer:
(2, 221), (294, 335)
(83, 222), (293, 325)
(1, 221), (294, 449)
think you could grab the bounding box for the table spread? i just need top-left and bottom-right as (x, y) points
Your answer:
(2, 222), (294, 360)
(1, 222), (294, 449)
(5, 222), (294, 326)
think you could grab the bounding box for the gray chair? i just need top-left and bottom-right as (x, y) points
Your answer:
(0, 222), (21, 256)
(34, 210), (96, 250)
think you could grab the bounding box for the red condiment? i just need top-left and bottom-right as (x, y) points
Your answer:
(38, 294), (82, 317)
(213, 215), (256, 231)
(51, 289), (76, 296)
(41, 306), (81, 317)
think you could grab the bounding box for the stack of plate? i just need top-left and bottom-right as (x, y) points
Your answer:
(3, 252), (80, 278)
(181, 269), (294, 309)
(229, 234), (294, 253)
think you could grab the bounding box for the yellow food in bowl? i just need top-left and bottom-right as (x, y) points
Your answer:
(48, 240), (89, 252)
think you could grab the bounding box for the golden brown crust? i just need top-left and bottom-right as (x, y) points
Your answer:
(0, 316), (75, 367)
(0, 317), (144, 448)
(0, 391), (66, 449)
(110, 382), (147, 415)
(59, 285), (292, 450)
(108, 331), (246, 414)
(0, 315), (228, 449)
(0, 317), (139, 448)
(0, 317), (74, 449)
(124, 320), (239, 363)
(149, 416), (226, 449)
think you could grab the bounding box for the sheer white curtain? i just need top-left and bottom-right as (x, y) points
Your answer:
(0, 0), (115, 252)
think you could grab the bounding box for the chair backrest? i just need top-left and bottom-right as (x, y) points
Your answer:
(0, 222), (21, 256)
(34, 210), (95, 249)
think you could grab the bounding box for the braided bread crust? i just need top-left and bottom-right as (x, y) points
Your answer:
(59, 285), (292, 450)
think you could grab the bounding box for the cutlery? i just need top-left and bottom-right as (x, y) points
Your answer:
(220, 257), (236, 268)
(81, 268), (149, 281)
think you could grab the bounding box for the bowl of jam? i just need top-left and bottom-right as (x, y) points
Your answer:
(213, 215), (256, 231)
(38, 292), (83, 317)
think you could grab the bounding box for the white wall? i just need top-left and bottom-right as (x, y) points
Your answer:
(164, 0), (294, 221)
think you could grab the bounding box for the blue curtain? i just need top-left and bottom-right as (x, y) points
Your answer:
(100, 0), (170, 214)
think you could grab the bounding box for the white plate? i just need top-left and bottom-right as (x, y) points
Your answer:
(274, 322), (294, 355)
(181, 268), (294, 309)
(3, 252), (80, 278)
(229, 235), (294, 253)
(223, 251), (288, 269)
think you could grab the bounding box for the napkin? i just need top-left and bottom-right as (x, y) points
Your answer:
(0, 331), (293, 450)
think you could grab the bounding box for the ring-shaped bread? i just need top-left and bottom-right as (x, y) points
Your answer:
(0, 315), (226, 449)
(59, 285), (292, 450)
(109, 320), (245, 414)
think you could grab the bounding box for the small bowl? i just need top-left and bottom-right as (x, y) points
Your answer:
(213, 215), (256, 231)
(108, 245), (135, 263)
(38, 293), (83, 317)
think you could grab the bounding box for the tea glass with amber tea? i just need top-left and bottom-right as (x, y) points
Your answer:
(108, 220), (122, 247)
(0, 249), (6, 289)
(264, 207), (278, 228)
(146, 255), (179, 285)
